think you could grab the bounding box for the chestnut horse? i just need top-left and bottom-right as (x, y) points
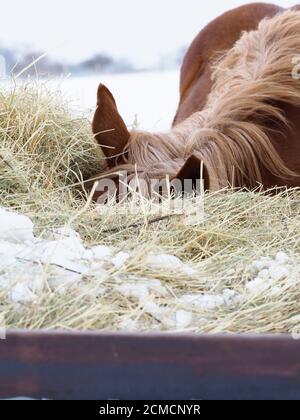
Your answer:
(88, 3), (300, 199)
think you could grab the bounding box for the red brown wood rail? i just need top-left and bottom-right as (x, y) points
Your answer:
(0, 331), (299, 400)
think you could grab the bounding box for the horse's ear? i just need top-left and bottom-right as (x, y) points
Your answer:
(92, 84), (130, 166)
(175, 155), (209, 192)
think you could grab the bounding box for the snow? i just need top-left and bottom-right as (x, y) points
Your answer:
(0, 241), (26, 267)
(175, 310), (193, 329)
(0, 208), (34, 242)
(0, 206), (298, 330)
(0, 70), (179, 134)
(18, 236), (89, 274)
(268, 265), (289, 282)
(112, 252), (130, 269)
(115, 279), (168, 302)
(246, 253), (293, 295)
(2, 70), (179, 133)
(116, 283), (149, 300)
(0, 208), (183, 309)
(146, 254), (198, 276)
(10, 283), (36, 304)
(89, 245), (113, 260)
(57, 71), (179, 131)
(275, 251), (290, 265)
(0, 208), (115, 302)
(250, 257), (274, 272)
(115, 279), (175, 329)
(179, 289), (240, 310)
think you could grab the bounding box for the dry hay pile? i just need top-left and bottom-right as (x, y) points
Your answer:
(1, 81), (300, 335)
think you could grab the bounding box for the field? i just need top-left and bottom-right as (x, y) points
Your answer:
(48, 70), (180, 131)
(0, 74), (300, 334)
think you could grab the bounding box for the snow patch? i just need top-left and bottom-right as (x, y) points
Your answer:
(180, 289), (240, 310)
(175, 310), (193, 329)
(246, 252), (293, 295)
(0, 208), (34, 242)
(147, 254), (198, 276)
(1, 207), (297, 333)
(112, 252), (130, 269)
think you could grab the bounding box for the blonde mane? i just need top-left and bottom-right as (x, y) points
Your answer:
(106, 10), (300, 189)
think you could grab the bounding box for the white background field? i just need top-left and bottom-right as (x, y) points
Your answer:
(56, 70), (180, 131)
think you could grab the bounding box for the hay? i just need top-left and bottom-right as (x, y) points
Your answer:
(1, 80), (300, 334)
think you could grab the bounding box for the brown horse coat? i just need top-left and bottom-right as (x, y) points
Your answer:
(174, 2), (284, 124)
(90, 3), (300, 199)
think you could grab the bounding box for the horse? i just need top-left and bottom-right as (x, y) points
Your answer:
(87, 3), (300, 201)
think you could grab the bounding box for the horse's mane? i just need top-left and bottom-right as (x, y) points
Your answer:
(108, 10), (300, 189)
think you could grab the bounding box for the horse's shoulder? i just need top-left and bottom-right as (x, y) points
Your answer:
(175, 3), (284, 124)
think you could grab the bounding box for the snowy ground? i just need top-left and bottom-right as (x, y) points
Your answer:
(57, 70), (179, 130)
(0, 207), (295, 331)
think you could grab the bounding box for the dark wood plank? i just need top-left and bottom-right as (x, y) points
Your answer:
(0, 330), (300, 400)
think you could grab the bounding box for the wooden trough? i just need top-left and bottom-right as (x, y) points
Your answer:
(0, 331), (300, 400)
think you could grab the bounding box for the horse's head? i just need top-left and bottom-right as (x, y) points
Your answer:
(88, 83), (209, 202)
